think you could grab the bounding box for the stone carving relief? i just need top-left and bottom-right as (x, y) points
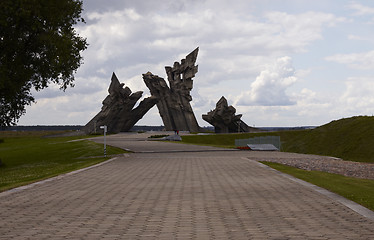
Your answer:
(83, 73), (158, 134)
(202, 96), (255, 133)
(143, 47), (201, 132)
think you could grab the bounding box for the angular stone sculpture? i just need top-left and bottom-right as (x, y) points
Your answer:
(83, 73), (158, 134)
(143, 47), (201, 132)
(202, 96), (255, 133)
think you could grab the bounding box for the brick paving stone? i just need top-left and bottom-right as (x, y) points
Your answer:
(1, 134), (374, 239)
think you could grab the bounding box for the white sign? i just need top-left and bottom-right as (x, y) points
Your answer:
(100, 125), (107, 157)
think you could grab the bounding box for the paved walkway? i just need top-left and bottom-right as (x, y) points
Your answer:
(1, 133), (374, 239)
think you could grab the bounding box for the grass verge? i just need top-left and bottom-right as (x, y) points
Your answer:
(261, 162), (374, 211)
(0, 131), (126, 192)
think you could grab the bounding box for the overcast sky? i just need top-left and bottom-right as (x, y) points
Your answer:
(18, 0), (374, 127)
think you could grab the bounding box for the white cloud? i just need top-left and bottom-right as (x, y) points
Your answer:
(237, 76), (374, 127)
(235, 56), (297, 106)
(340, 77), (374, 114)
(77, 7), (345, 77)
(114, 73), (148, 94)
(347, 34), (368, 41)
(18, 1), (366, 127)
(291, 88), (332, 117)
(20, 90), (107, 125)
(30, 76), (107, 99)
(78, 9), (151, 63)
(348, 2), (374, 16)
(347, 2), (374, 25)
(325, 50), (374, 69)
(263, 11), (345, 52)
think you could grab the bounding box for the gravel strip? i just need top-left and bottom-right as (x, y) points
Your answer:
(252, 155), (374, 180)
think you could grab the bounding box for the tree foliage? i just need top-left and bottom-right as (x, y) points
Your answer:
(0, 0), (88, 127)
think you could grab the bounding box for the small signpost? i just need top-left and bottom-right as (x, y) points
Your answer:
(100, 125), (107, 157)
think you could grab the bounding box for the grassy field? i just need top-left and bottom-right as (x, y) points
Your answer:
(261, 162), (374, 211)
(182, 116), (374, 163)
(0, 131), (126, 192)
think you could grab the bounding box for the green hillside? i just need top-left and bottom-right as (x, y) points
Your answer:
(182, 116), (374, 163)
(283, 116), (374, 163)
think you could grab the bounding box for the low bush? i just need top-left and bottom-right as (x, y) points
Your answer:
(148, 134), (169, 139)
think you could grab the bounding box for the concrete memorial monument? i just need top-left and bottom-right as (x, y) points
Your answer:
(83, 73), (158, 134)
(143, 47), (201, 132)
(202, 96), (255, 133)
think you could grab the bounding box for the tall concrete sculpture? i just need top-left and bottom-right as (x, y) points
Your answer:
(143, 47), (200, 132)
(83, 73), (158, 134)
(202, 96), (256, 133)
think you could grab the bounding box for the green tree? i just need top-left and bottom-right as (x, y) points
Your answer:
(0, 0), (88, 127)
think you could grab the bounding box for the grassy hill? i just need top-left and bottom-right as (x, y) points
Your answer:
(283, 116), (374, 163)
(182, 116), (374, 163)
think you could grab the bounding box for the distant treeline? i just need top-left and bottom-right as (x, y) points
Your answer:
(1, 125), (313, 132)
(1, 125), (167, 132)
(1, 125), (203, 132)
(260, 126), (316, 131)
(1, 125), (83, 131)
(130, 125), (166, 132)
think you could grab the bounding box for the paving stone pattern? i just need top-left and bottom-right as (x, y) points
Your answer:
(1, 150), (374, 239)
